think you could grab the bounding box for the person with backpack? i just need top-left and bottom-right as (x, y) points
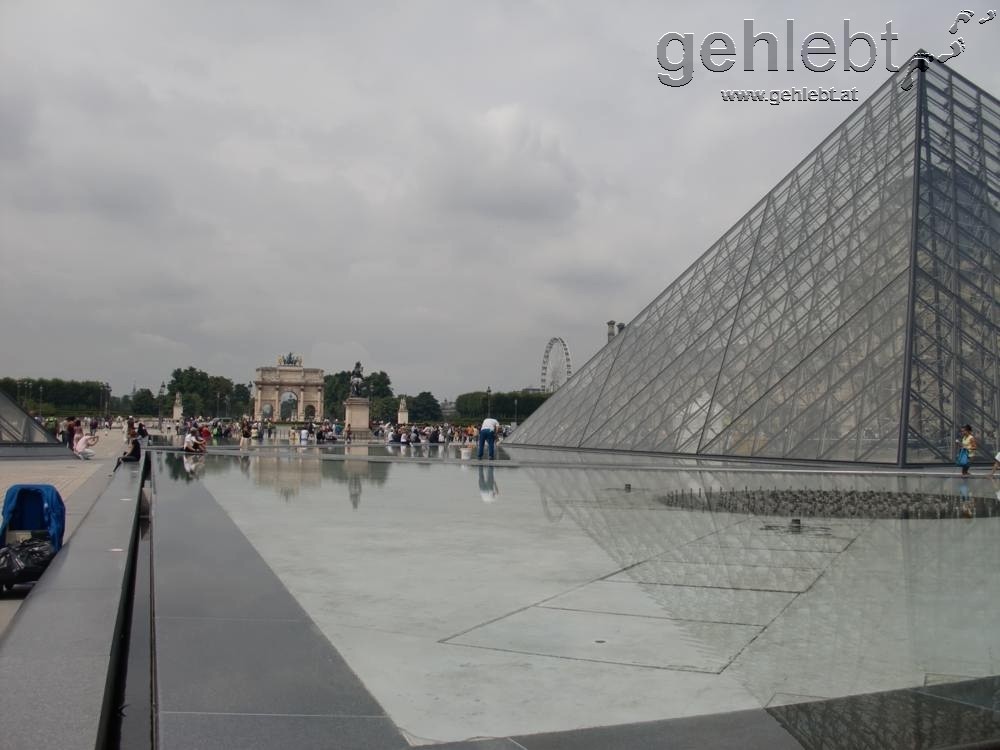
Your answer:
(956, 424), (977, 477)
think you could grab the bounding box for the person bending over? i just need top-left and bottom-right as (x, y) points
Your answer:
(74, 432), (99, 460)
(183, 428), (206, 453)
(478, 417), (500, 460)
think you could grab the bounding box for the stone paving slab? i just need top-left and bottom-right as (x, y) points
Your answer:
(0, 433), (133, 636)
(446, 605), (762, 673)
(541, 581), (796, 627)
(153, 470), (403, 750)
(0, 462), (143, 750)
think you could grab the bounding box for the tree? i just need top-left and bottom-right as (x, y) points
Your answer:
(0, 377), (105, 414)
(455, 390), (550, 421)
(182, 393), (204, 419)
(207, 375), (235, 416)
(324, 372), (351, 418)
(169, 367), (210, 396)
(232, 383), (252, 417)
(367, 396), (395, 422)
(455, 391), (488, 419)
(364, 371), (393, 399)
(111, 394), (132, 414)
(130, 388), (157, 416)
(167, 366), (243, 418)
(409, 391), (442, 422)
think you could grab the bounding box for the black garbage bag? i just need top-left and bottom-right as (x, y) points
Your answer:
(0, 538), (55, 587)
(0, 545), (26, 587)
(15, 538), (55, 581)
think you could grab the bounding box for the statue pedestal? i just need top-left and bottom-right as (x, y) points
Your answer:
(343, 398), (372, 440)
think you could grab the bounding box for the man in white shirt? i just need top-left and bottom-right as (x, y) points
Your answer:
(74, 433), (99, 460)
(478, 416), (500, 460)
(183, 428), (205, 453)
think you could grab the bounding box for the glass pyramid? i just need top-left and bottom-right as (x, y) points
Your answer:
(0, 389), (58, 445)
(510, 61), (999, 465)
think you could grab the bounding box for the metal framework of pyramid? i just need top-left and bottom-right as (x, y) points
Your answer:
(0, 390), (56, 445)
(0, 389), (65, 457)
(510, 61), (1000, 465)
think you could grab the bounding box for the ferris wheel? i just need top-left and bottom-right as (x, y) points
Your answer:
(540, 337), (572, 392)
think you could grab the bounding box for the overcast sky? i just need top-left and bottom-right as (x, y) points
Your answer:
(1, 1), (997, 401)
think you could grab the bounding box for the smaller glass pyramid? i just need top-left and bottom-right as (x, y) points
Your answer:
(0, 390), (59, 445)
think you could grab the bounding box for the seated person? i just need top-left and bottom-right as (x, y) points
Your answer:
(183, 428), (206, 453)
(74, 432), (100, 460)
(121, 437), (142, 462)
(114, 436), (142, 470)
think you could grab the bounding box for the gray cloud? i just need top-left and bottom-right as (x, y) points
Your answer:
(0, 84), (37, 163)
(0, 0), (997, 400)
(423, 106), (582, 224)
(11, 161), (174, 220)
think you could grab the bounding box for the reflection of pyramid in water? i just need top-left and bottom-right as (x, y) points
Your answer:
(510, 61), (1000, 465)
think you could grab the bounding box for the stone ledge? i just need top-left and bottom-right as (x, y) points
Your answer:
(0, 457), (145, 750)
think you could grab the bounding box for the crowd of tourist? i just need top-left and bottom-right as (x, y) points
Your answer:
(380, 422), (475, 445)
(165, 414), (514, 453)
(48, 414), (147, 468)
(39, 411), (516, 464)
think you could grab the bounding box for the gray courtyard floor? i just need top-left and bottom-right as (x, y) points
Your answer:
(0, 433), (126, 634)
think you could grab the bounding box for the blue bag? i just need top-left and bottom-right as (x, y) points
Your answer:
(956, 447), (970, 467)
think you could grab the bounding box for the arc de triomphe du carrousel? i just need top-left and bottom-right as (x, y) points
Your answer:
(253, 353), (324, 422)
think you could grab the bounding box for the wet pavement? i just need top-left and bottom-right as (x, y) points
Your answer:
(152, 448), (1000, 746)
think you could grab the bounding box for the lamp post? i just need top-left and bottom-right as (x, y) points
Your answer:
(158, 382), (166, 431)
(216, 392), (221, 419)
(514, 397), (518, 426)
(486, 386), (491, 418)
(38, 384), (43, 417)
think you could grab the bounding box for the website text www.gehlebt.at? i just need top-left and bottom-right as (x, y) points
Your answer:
(721, 86), (861, 105)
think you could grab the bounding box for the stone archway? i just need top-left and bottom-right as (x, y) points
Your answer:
(254, 354), (324, 422)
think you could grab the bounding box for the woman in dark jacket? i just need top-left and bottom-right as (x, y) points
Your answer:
(115, 437), (142, 470)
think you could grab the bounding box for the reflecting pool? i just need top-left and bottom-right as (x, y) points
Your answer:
(156, 449), (1000, 744)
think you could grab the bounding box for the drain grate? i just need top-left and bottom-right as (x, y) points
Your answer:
(760, 519), (832, 536)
